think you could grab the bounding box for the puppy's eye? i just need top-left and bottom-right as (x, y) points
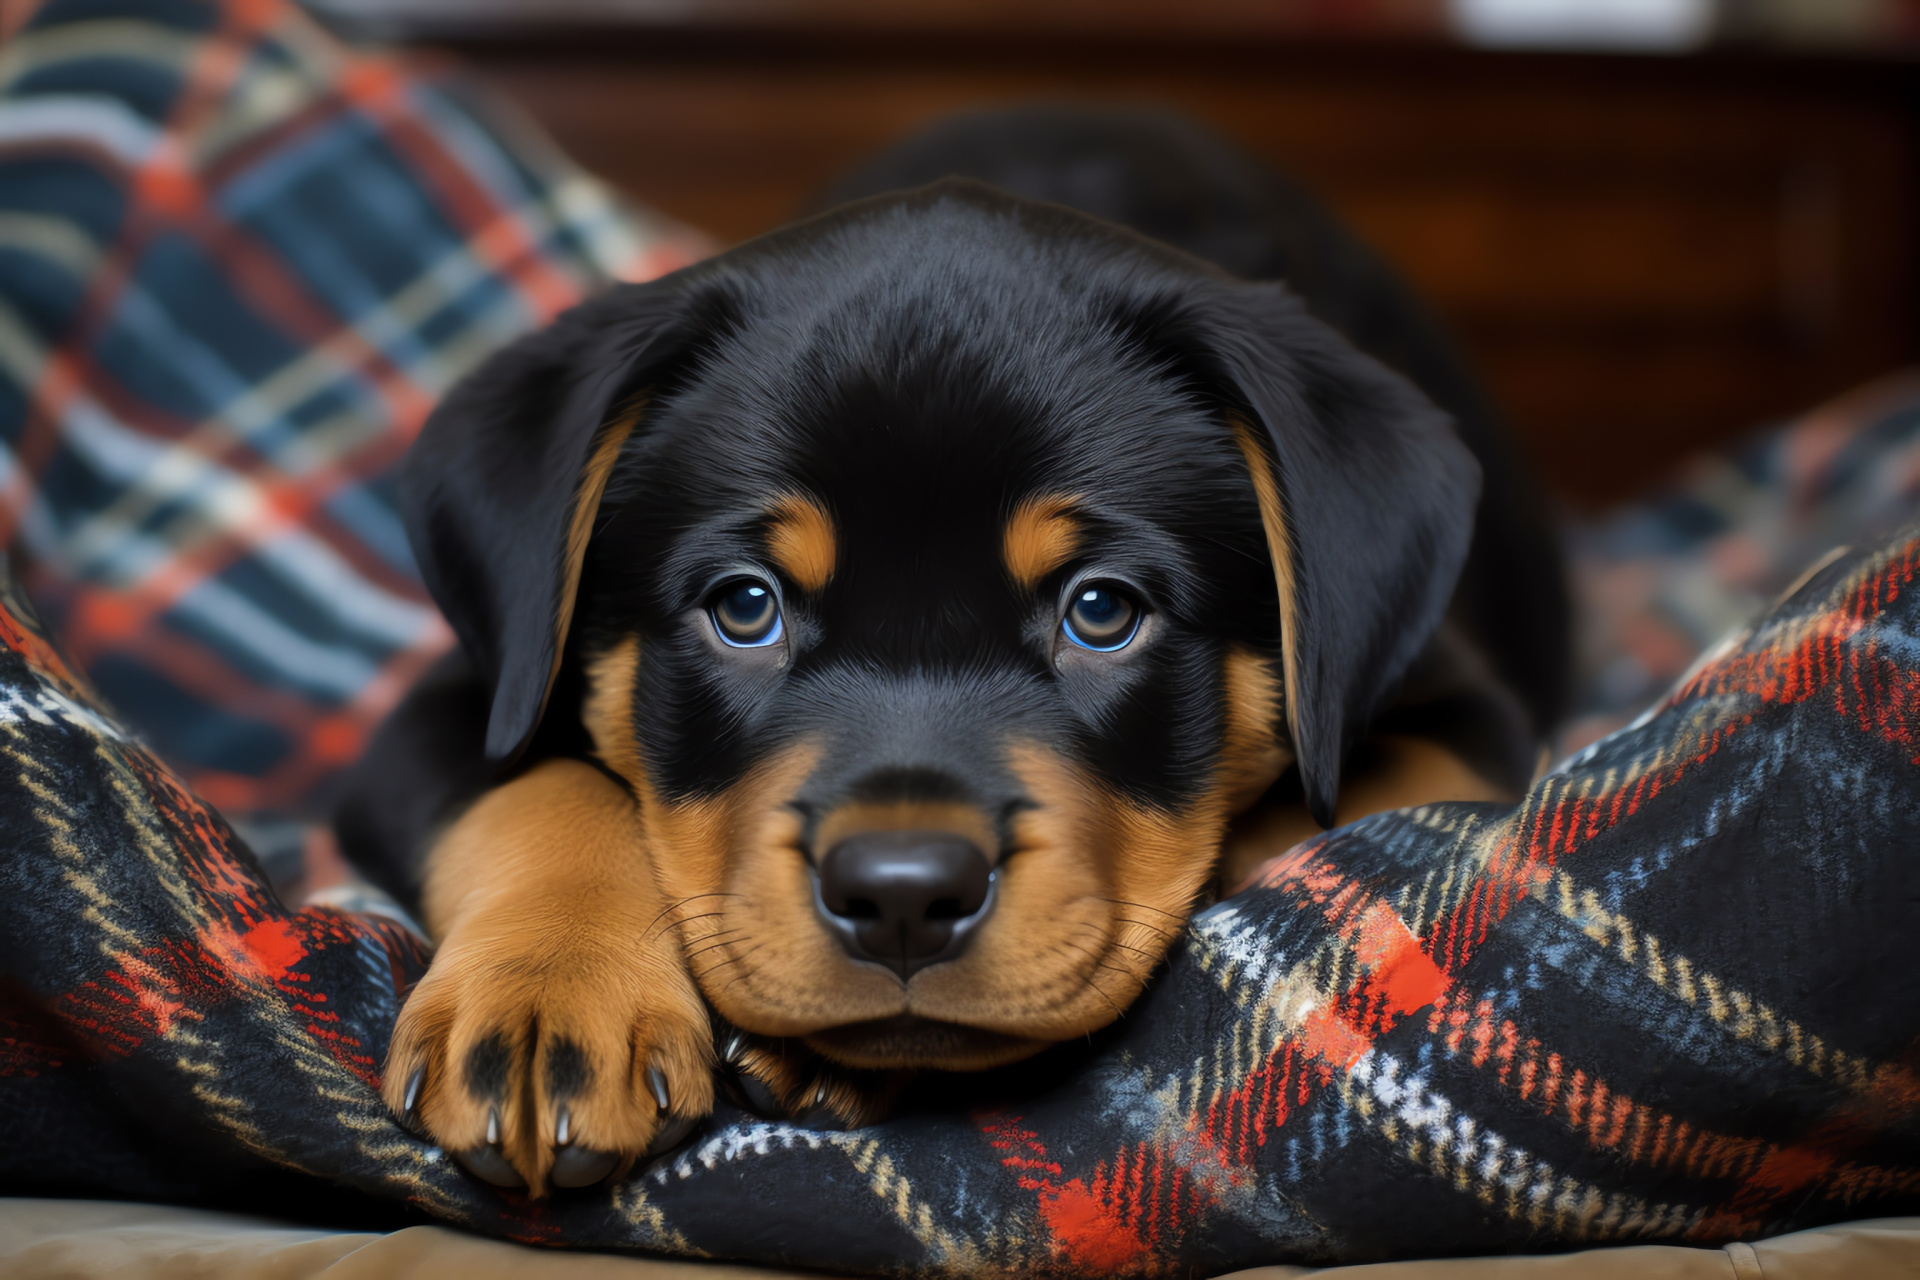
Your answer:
(1062, 583), (1141, 652)
(709, 579), (784, 647)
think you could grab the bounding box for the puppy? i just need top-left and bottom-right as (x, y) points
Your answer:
(336, 110), (1565, 1197)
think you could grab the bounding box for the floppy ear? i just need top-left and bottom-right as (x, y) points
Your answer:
(1176, 279), (1480, 827)
(399, 279), (697, 764)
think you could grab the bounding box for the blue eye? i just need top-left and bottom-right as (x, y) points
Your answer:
(1062, 583), (1141, 651)
(710, 579), (784, 647)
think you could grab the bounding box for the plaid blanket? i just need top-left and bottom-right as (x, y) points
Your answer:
(1560, 372), (1920, 758)
(2, 509), (1918, 1273)
(0, 0), (700, 869)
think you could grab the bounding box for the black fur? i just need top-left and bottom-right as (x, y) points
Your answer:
(818, 107), (1569, 743)
(337, 111), (1560, 908)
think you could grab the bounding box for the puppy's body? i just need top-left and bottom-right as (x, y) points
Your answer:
(337, 111), (1565, 1195)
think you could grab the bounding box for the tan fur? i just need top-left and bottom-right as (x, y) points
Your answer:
(1002, 493), (1082, 591)
(815, 801), (999, 861)
(891, 741), (1234, 1052)
(765, 493), (837, 592)
(731, 1040), (900, 1127)
(385, 757), (713, 1198)
(1218, 733), (1519, 890)
(629, 726), (1230, 1069)
(654, 752), (907, 1042)
(582, 633), (1210, 1067)
(1229, 420), (1305, 755)
(581, 634), (896, 1045)
(396, 434), (1476, 1158)
(583, 635), (645, 785)
(536, 400), (644, 731)
(580, 632), (1289, 1073)
(1220, 644), (1294, 812)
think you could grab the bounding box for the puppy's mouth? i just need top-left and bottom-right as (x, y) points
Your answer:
(672, 747), (1217, 1063)
(803, 1015), (1048, 1071)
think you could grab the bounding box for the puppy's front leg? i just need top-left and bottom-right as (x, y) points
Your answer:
(383, 758), (713, 1196)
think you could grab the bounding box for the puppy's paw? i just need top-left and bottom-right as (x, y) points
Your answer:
(720, 1032), (898, 1129)
(380, 760), (715, 1196)
(385, 932), (712, 1194)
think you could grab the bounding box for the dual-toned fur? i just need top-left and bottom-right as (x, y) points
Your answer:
(337, 109), (1565, 1194)
(383, 758), (712, 1196)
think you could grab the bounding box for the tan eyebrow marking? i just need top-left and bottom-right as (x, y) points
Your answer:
(765, 493), (837, 592)
(1003, 493), (1083, 591)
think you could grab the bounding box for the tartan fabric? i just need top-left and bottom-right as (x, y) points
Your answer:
(1560, 372), (1920, 757)
(0, 0), (702, 834)
(2, 523), (1915, 1272)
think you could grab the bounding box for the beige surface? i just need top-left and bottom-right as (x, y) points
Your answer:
(0, 1200), (830, 1280)
(2, 1199), (1917, 1279)
(1225, 1218), (1920, 1278)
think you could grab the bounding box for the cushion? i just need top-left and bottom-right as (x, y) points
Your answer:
(2, 512), (1917, 1271)
(0, 0), (702, 874)
(1559, 370), (1920, 755)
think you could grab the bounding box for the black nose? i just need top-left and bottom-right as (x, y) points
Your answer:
(816, 832), (994, 978)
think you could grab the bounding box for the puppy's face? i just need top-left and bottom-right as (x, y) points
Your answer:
(571, 282), (1287, 1069)
(407, 181), (1478, 1074)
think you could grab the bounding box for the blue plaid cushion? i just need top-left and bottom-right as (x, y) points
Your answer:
(0, 0), (704, 840)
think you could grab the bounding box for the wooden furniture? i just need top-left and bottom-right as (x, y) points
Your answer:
(331, 2), (1920, 505)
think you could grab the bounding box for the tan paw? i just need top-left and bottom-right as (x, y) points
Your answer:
(721, 1031), (899, 1128)
(381, 759), (716, 1196)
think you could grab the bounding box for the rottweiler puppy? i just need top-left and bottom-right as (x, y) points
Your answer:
(336, 109), (1565, 1196)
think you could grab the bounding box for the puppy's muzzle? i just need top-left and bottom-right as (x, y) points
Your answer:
(815, 832), (995, 979)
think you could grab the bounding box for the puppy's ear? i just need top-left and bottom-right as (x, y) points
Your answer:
(400, 280), (699, 764)
(1174, 280), (1480, 827)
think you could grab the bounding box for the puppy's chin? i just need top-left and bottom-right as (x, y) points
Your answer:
(804, 1016), (1051, 1071)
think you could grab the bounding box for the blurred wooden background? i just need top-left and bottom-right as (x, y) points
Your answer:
(324, 2), (1920, 506)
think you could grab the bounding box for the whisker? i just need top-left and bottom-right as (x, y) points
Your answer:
(662, 910), (731, 936)
(642, 892), (745, 941)
(682, 931), (746, 962)
(1109, 908), (1181, 929)
(1108, 916), (1178, 941)
(1064, 962), (1124, 1018)
(1060, 921), (1157, 959)
(1094, 896), (1185, 920)
(714, 946), (769, 992)
(1056, 938), (1146, 983)
(696, 940), (762, 976)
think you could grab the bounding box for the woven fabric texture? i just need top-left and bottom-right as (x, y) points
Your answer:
(0, 0), (701, 840)
(1560, 370), (1920, 755)
(2, 520), (1917, 1273)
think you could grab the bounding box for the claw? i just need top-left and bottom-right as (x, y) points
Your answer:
(555, 1103), (572, 1148)
(458, 1103), (527, 1188)
(550, 1143), (619, 1188)
(457, 1143), (526, 1188)
(646, 1111), (698, 1157)
(794, 1081), (850, 1131)
(393, 1066), (428, 1135)
(646, 1065), (670, 1113)
(736, 1069), (782, 1117)
(402, 1066), (425, 1119)
(723, 1033), (746, 1064)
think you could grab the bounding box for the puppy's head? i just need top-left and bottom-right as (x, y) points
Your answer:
(403, 181), (1477, 1070)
